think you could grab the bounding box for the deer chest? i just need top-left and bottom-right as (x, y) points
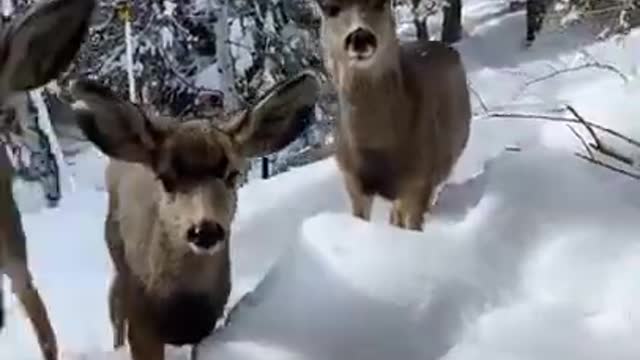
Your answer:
(128, 275), (230, 346)
(346, 147), (404, 200)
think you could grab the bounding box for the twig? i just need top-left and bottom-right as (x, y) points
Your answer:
(566, 124), (594, 159)
(486, 106), (640, 180)
(481, 112), (640, 149)
(566, 105), (634, 165)
(468, 82), (489, 114)
(575, 153), (640, 180)
(566, 105), (602, 149)
(524, 62), (628, 88)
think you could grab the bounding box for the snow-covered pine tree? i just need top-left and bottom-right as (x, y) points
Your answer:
(227, 0), (331, 178)
(66, 0), (221, 117)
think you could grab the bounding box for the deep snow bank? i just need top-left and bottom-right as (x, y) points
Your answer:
(199, 149), (640, 360)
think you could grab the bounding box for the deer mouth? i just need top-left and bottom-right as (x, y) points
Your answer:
(345, 28), (378, 62)
(189, 240), (226, 256)
(186, 221), (227, 256)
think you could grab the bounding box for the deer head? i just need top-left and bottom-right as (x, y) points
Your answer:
(70, 72), (319, 254)
(315, 0), (397, 72)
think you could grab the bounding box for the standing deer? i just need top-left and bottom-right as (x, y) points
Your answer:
(68, 71), (320, 360)
(315, 0), (471, 231)
(0, 0), (95, 359)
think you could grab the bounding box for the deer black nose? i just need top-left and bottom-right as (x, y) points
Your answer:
(187, 220), (226, 250)
(345, 28), (378, 54)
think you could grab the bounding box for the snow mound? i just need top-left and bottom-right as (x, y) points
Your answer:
(199, 150), (640, 360)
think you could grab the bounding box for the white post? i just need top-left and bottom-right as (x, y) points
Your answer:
(124, 14), (137, 103)
(213, 0), (237, 110)
(31, 88), (75, 195)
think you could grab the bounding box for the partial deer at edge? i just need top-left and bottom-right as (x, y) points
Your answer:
(68, 71), (320, 360)
(0, 0), (95, 359)
(315, 0), (472, 231)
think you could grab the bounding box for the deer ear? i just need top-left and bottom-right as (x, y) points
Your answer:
(70, 79), (168, 165)
(224, 71), (320, 158)
(1, 0), (95, 92)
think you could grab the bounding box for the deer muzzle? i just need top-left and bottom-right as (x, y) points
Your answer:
(344, 27), (378, 61)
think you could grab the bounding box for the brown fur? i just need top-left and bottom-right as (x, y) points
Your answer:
(0, 1), (94, 359)
(69, 72), (320, 360)
(317, 0), (471, 230)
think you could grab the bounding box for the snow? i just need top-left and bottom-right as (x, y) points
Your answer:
(3, 0), (640, 359)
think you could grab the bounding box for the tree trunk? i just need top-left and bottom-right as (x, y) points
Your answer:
(526, 0), (548, 44)
(414, 18), (429, 40)
(441, 0), (462, 44)
(411, 0), (429, 40)
(261, 157), (269, 179)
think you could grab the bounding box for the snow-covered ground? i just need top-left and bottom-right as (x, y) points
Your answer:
(4, 0), (640, 359)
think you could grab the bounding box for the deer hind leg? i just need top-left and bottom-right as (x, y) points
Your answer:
(1, 191), (57, 360)
(105, 213), (127, 349)
(342, 171), (373, 221)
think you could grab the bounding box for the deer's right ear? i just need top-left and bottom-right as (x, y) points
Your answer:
(70, 79), (167, 165)
(1, 0), (95, 92)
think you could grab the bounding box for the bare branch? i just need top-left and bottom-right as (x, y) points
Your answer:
(485, 105), (640, 180)
(566, 105), (634, 165)
(468, 81), (489, 114)
(575, 153), (640, 180)
(566, 105), (603, 149)
(566, 124), (595, 159)
(481, 112), (640, 149)
(524, 62), (628, 88)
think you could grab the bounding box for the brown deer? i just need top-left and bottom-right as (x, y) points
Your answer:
(315, 0), (472, 231)
(0, 0), (95, 359)
(68, 71), (320, 360)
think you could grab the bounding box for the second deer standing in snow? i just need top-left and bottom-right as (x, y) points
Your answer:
(315, 0), (472, 230)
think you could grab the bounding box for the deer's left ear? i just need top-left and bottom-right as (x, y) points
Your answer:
(1, 0), (95, 92)
(223, 71), (321, 158)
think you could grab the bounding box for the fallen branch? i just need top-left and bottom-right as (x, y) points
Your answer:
(524, 62), (629, 88)
(575, 153), (640, 180)
(482, 105), (640, 180)
(481, 112), (640, 149)
(566, 105), (634, 165)
(468, 81), (489, 114)
(566, 124), (594, 159)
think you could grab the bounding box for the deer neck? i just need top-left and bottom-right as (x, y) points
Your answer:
(333, 41), (411, 146)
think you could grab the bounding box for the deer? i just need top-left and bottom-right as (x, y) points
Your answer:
(314, 0), (472, 231)
(67, 70), (320, 360)
(0, 0), (95, 359)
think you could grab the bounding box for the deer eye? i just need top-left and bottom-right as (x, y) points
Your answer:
(157, 172), (178, 193)
(323, 3), (342, 17)
(224, 170), (241, 188)
(372, 0), (387, 11)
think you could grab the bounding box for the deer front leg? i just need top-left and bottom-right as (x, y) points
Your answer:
(390, 185), (434, 231)
(1, 185), (57, 360)
(108, 274), (126, 349)
(389, 201), (403, 227)
(6, 262), (57, 360)
(342, 171), (373, 221)
(105, 214), (127, 349)
(127, 313), (164, 360)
